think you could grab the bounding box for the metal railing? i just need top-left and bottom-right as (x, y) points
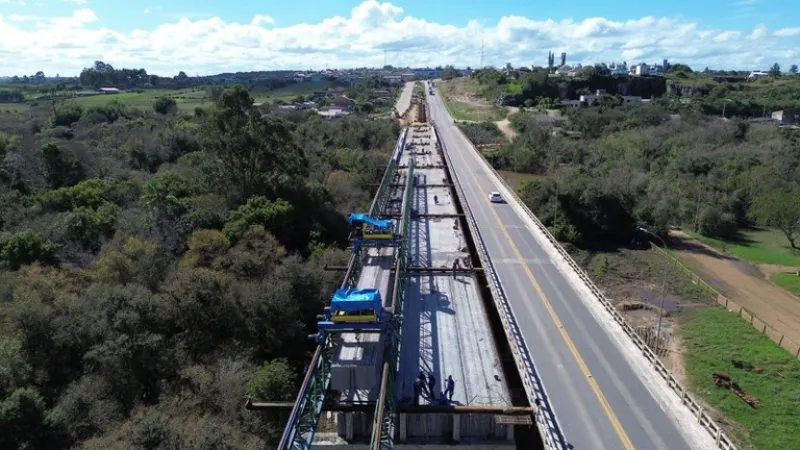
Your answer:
(448, 124), (737, 450)
(370, 157), (415, 449)
(277, 128), (409, 450)
(433, 124), (569, 450)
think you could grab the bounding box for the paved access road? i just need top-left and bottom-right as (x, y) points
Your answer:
(395, 81), (415, 116)
(427, 89), (695, 450)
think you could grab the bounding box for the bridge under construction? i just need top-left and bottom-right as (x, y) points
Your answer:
(249, 81), (731, 450)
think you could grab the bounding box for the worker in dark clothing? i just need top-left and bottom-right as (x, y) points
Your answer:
(427, 374), (436, 402)
(413, 379), (422, 406)
(445, 375), (455, 401)
(437, 392), (449, 405)
(418, 372), (428, 397)
(452, 258), (460, 278)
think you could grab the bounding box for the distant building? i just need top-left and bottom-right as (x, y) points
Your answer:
(772, 109), (800, 125)
(632, 63), (648, 76)
(747, 71), (768, 80)
(383, 75), (403, 84)
(330, 96), (355, 109)
(560, 52), (567, 66)
(317, 106), (350, 118)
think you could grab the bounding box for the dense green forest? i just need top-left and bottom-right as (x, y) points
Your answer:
(478, 103), (800, 248)
(0, 84), (399, 448)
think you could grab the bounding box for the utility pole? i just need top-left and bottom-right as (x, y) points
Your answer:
(479, 39), (484, 69)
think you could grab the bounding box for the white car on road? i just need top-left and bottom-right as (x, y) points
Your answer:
(489, 191), (503, 203)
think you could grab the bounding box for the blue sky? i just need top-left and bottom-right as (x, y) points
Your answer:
(0, 0), (798, 75)
(18, 0), (789, 32)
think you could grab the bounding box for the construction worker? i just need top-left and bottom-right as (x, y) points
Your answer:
(452, 258), (460, 278)
(445, 375), (455, 401)
(413, 379), (422, 406)
(427, 374), (436, 402)
(418, 372), (428, 397)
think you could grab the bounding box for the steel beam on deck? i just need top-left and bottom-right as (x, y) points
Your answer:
(389, 183), (453, 188)
(383, 213), (464, 219)
(371, 183), (453, 188)
(325, 265), (482, 273)
(406, 267), (483, 274)
(247, 400), (534, 416)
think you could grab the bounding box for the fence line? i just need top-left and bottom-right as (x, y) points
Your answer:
(653, 245), (800, 359)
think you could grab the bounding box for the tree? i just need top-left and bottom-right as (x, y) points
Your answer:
(247, 359), (295, 401)
(0, 387), (68, 449)
(790, 64), (799, 75)
(750, 186), (800, 249)
(153, 97), (177, 115)
(769, 62), (781, 77)
(667, 63), (693, 73)
(200, 85), (307, 199)
(39, 143), (85, 188)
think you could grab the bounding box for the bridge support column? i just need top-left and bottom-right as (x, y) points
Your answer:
(452, 415), (460, 442)
(345, 413), (354, 441)
(399, 413), (407, 442)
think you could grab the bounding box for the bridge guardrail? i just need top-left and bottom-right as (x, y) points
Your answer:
(278, 128), (409, 449)
(449, 124), (737, 450)
(433, 123), (568, 450)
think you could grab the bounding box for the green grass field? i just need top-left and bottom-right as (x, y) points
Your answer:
(0, 103), (30, 115)
(770, 273), (800, 296)
(686, 228), (800, 267)
(251, 81), (335, 104)
(497, 170), (543, 191)
(65, 88), (213, 112)
(436, 78), (507, 122)
(681, 307), (800, 449)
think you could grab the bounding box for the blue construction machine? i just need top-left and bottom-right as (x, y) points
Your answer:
(347, 213), (401, 250)
(317, 288), (386, 335)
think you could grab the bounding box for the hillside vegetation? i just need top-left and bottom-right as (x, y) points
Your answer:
(0, 84), (399, 448)
(452, 70), (800, 248)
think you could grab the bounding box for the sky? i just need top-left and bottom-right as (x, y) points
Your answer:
(0, 0), (799, 76)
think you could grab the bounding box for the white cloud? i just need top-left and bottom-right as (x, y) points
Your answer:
(251, 15), (275, 27)
(8, 14), (40, 22)
(747, 24), (768, 40)
(0, 1), (798, 76)
(774, 27), (800, 37)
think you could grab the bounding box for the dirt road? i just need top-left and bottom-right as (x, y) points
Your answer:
(671, 231), (800, 345)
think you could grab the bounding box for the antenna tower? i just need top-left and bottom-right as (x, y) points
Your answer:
(479, 39), (485, 68)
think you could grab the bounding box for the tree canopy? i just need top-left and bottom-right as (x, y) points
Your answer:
(0, 83), (399, 448)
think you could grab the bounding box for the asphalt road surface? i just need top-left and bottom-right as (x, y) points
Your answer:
(427, 89), (694, 450)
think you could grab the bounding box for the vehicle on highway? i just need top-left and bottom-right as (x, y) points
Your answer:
(489, 191), (503, 203)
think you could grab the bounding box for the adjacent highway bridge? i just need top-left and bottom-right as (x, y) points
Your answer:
(256, 82), (733, 450)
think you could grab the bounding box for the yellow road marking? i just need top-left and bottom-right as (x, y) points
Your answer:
(449, 133), (635, 450)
